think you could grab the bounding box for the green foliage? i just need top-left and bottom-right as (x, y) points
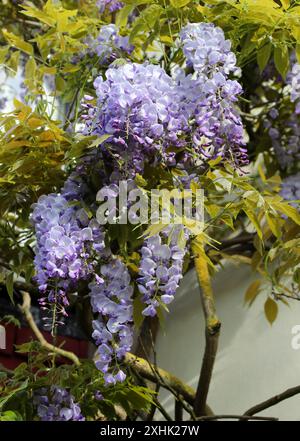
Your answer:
(0, 345), (155, 421)
(0, 100), (70, 215)
(1, 315), (21, 328)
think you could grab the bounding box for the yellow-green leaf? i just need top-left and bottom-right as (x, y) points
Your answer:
(7, 50), (20, 74)
(133, 295), (145, 330)
(244, 209), (263, 240)
(170, 0), (190, 8)
(274, 45), (289, 79)
(272, 201), (300, 225)
(143, 223), (166, 238)
(281, 0), (290, 9)
(2, 30), (33, 55)
(245, 280), (262, 305)
(257, 42), (272, 72)
(264, 297), (278, 325)
(0, 46), (9, 64)
(116, 5), (134, 27)
(135, 173), (147, 187)
(25, 57), (37, 82)
(266, 212), (282, 238)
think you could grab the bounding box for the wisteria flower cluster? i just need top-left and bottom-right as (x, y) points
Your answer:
(178, 23), (247, 167)
(137, 227), (188, 317)
(263, 59), (300, 170)
(83, 22), (247, 177)
(31, 161), (107, 318)
(33, 386), (85, 421)
(83, 62), (183, 176)
(90, 258), (133, 384)
(180, 22), (240, 76)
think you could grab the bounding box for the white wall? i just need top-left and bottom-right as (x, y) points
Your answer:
(155, 263), (300, 420)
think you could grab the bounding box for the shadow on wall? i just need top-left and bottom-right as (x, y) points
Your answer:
(155, 262), (300, 421)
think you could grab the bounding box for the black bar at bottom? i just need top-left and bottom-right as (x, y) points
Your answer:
(0, 420), (286, 439)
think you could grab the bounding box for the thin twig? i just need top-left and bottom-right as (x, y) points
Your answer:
(153, 398), (173, 421)
(146, 383), (160, 421)
(244, 385), (300, 416)
(197, 415), (278, 421)
(18, 291), (80, 366)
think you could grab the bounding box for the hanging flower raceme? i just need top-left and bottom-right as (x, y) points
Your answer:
(33, 386), (85, 421)
(90, 258), (134, 384)
(31, 160), (108, 320)
(137, 226), (189, 317)
(178, 22), (247, 168)
(264, 59), (300, 169)
(82, 62), (184, 177)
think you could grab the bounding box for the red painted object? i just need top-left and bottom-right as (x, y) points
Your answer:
(0, 322), (89, 369)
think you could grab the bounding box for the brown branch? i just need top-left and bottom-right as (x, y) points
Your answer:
(134, 316), (159, 359)
(192, 241), (221, 417)
(244, 385), (300, 416)
(197, 415), (278, 421)
(194, 329), (220, 417)
(18, 291), (80, 366)
(175, 399), (183, 421)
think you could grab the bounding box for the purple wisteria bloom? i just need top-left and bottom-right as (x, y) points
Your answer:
(82, 62), (184, 176)
(31, 159), (108, 317)
(90, 258), (134, 384)
(82, 22), (246, 174)
(264, 59), (300, 169)
(180, 22), (240, 76)
(178, 23), (247, 167)
(137, 226), (189, 317)
(33, 386), (85, 421)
